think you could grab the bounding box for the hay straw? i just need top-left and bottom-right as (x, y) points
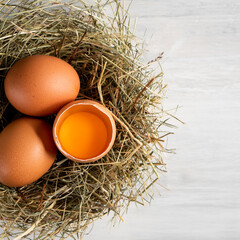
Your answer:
(0, 0), (176, 239)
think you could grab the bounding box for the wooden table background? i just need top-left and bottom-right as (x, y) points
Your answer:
(84, 0), (240, 239)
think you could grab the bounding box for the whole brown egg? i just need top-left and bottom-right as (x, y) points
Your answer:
(4, 55), (80, 116)
(0, 117), (57, 187)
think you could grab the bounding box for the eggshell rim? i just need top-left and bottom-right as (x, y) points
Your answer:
(53, 100), (116, 163)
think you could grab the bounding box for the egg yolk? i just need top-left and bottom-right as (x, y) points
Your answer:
(59, 112), (108, 159)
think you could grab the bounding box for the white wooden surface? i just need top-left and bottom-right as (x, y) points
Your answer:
(84, 0), (240, 239)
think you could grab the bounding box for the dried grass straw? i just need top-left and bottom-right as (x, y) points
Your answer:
(0, 0), (176, 239)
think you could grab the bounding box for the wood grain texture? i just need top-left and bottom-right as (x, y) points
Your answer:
(84, 0), (240, 239)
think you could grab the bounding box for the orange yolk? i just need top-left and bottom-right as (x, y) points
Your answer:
(59, 112), (108, 159)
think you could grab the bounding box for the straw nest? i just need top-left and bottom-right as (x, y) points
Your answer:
(0, 0), (176, 239)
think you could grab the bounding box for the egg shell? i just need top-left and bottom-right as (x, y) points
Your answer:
(53, 100), (116, 163)
(4, 55), (80, 116)
(0, 117), (57, 187)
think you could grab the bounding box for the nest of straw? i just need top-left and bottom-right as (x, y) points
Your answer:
(0, 0), (175, 239)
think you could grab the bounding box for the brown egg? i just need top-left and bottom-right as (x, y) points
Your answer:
(0, 117), (57, 187)
(53, 100), (116, 163)
(4, 55), (80, 116)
